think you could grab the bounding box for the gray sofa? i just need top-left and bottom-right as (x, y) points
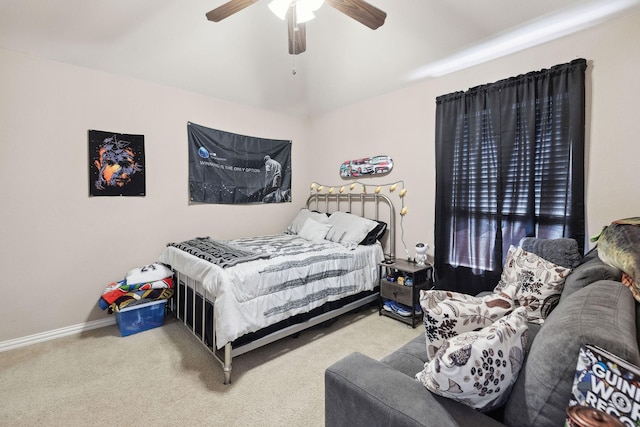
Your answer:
(325, 250), (640, 427)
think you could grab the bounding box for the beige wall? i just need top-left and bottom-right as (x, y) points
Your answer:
(2, 11), (639, 343)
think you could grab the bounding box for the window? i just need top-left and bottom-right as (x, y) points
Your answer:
(434, 59), (586, 294)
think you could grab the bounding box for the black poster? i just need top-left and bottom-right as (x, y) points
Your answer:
(188, 122), (291, 204)
(88, 130), (145, 197)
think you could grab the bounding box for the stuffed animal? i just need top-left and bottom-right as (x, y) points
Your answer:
(591, 217), (640, 301)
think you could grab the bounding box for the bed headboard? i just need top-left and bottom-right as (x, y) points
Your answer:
(306, 193), (396, 260)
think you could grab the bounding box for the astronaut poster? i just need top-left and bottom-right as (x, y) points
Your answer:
(187, 122), (291, 204)
(88, 130), (145, 197)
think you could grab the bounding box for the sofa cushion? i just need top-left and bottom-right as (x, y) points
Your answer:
(503, 280), (640, 427)
(560, 249), (621, 302)
(519, 237), (582, 269)
(325, 352), (506, 427)
(380, 334), (429, 378)
(416, 307), (529, 412)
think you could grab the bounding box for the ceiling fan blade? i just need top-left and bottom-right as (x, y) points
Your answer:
(206, 0), (260, 22)
(287, 5), (307, 55)
(325, 0), (386, 30)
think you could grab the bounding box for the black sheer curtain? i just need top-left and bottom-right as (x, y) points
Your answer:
(434, 59), (586, 294)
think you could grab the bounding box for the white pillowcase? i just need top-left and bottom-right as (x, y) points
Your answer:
(416, 307), (529, 412)
(286, 209), (329, 235)
(325, 211), (378, 250)
(298, 218), (332, 242)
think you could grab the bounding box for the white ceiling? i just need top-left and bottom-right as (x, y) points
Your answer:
(1, 0), (639, 117)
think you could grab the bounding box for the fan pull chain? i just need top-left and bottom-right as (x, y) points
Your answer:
(292, 2), (298, 73)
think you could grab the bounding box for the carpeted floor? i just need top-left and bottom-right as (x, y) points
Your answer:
(0, 305), (422, 427)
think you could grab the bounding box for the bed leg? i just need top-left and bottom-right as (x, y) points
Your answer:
(223, 342), (232, 385)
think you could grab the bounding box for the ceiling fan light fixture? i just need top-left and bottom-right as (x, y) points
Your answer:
(296, 0), (324, 22)
(300, 0), (324, 12)
(295, 7), (316, 24)
(209, 0), (385, 55)
(268, 0), (292, 20)
(269, 0), (324, 22)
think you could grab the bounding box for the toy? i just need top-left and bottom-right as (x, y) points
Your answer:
(415, 243), (428, 266)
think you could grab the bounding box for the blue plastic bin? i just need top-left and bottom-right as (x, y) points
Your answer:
(115, 299), (166, 337)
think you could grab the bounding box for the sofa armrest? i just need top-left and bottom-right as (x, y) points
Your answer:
(325, 352), (505, 427)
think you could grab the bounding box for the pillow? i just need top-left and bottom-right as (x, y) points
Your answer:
(298, 217), (332, 242)
(519, 237), (582, 269)
(494, 246), (572, 324)
(286, 209), (329, 235)
(359, 220), (387, 245)
(515, 247), (571, 323)
(595, 218), (640, 302)
(420, 289), (515, 360)
(325, 211), (378, 250)
(416, 307), (529, 412)
(492, 245), (522, 301)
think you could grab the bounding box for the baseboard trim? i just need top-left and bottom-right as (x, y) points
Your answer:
(0, 317), (116, 352)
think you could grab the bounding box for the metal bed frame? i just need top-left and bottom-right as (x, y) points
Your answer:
(169, 193), (396, 384)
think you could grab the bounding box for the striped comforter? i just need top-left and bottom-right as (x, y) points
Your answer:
(158, 234), (383, 348)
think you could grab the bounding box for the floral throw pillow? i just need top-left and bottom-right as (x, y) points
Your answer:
(493, 245), (522, 301)
(416, 307), (529, 412)
(495, 246), (572, 324)
(420, 289), (515, 360)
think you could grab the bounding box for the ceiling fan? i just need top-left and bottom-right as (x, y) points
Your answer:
(205, 0), (387, 55)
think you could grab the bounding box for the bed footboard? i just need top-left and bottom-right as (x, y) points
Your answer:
(170, 270), (234, 384)
(170, 270), (378, 384)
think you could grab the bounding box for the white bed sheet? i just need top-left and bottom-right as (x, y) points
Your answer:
(158, 234), (383, 348)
